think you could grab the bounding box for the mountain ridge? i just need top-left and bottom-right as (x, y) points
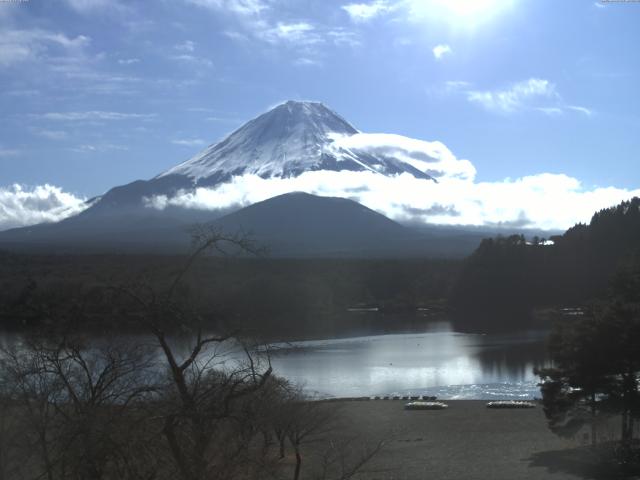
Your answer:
(77, 100), (436, 213)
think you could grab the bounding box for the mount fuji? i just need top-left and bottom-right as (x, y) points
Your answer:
(87, 100), (434, 215)
(0, 101), (486, 256)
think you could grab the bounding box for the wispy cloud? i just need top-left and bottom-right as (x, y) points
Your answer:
(174, 40), (196, 52)
(432, 44), (452, 60)
(186, 0), (269, 16)
(260, 22), (319, 45)
(169, 54), (214, 68)
(185, 0), (358, 57)
(566, 105), (593, 116)
(294, 57), (322, 67)
(0, 28), (90, 67)
(35, 111), (156, 121)
(63, 0), (129, 14)
(465, 78), (593, 117)
(117, 58), (140, 65)
(467, 78), (558, 114)
(535, 107), (563, 116)
(71, 143), (129, 153)
(0, 147), (20, 157)
(172, 138), (207, 147)
(32, 129), (69, 140)
(342, 1), (395, 22)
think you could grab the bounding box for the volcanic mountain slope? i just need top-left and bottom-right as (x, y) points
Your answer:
(0, 101), (492, 256)
(0, 192), (437, 257)
(86, 100), (434, 214)
(211, 192), (429, 257)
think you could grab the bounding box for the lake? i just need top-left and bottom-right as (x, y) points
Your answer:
(0, 321), (550, 400)
(268, 322), (549, 399)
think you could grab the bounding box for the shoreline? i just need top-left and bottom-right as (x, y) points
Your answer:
(308, 399), (598, 479)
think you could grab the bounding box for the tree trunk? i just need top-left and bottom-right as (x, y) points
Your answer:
(590, 392), (597, 446)
(262, 430), (271, 456)
(621, 372), (635, 447)
(293, 445), (302, 480)
(277, 433), (286, 459)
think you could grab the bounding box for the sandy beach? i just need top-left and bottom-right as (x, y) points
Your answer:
(312, 400), (612, 480)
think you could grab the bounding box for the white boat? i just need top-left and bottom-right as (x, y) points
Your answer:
(404, 401), (448, 410)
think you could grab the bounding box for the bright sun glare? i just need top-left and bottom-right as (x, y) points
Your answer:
(436, 0), (503, 17)
(411, 0), (513, 27)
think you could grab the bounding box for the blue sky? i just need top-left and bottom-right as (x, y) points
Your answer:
(1, 0), (639, 230)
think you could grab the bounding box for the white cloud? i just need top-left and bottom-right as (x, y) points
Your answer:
(260, 22), (319, 45)
(172, 138), (207, 147)
(144, 170), (640, 231)
(536, 107), (563, 116)
(71, 143), (129, 153)
(0, 184), (88, 231)
(143, 133), (639, 231)
(186, 0), (269, 16)
(169, 54), (214, 68)
(294, 57), (322, 67)
(442, 80), (471, 92)
(175, 40), (196, 52)
(0, 147), (20, 157)
(0, 28), (90, 67)
(566, 105), (593, 116)
(432, 44), (452, 60)
(331, 132), (476, 181)
(117, 58), (140, 65)
(465, 78), (594, 117)
(342, 1), (395, 22)
(325, 29), (361, 48)
(63, 0), (126, 13)
(33, 129), (69, 140)
(187, 0), (357, 54)
(467, 78), (557, 114)
(35, 111), (156, 121)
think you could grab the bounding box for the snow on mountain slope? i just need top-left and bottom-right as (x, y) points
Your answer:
(157, 100), (435, 184)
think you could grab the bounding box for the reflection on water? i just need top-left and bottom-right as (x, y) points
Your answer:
(0, 321), (550, 400)
(269, 322), (549, 399)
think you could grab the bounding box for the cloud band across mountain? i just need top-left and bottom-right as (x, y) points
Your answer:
(3, 170), (638, 233)
(144, 131), (639, 231)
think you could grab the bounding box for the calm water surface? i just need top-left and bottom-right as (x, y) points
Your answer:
(0, 321), (550, 400)
(268, 322), (549, 399)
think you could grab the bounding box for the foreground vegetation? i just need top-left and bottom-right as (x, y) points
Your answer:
(0, 231), (384, 480)
(537, 262), (640, 475)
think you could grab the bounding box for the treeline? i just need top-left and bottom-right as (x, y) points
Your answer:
(3, 198), (638, 336)
(451, 197), (640, 330)
(0, 252), (460, 339)
(536, 262), (640, 473)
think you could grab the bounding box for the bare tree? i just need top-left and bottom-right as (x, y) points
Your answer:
(114, 227), (274, 480)
(0, 334), (158, 480)
(0, 227), (385, 480)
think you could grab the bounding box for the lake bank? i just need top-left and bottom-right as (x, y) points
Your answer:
(304, 400), (602, 480)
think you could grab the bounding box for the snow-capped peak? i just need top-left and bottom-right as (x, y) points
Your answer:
(158, 100), (434, 185)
